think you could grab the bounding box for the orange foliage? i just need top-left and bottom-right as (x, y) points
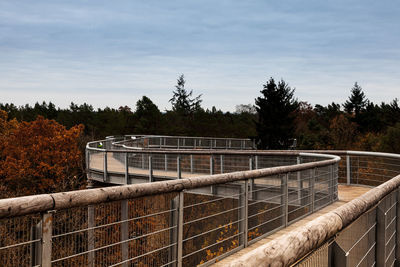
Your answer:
(0, 114), (84, 197)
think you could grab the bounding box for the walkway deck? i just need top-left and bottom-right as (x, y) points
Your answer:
(212, 184), (371, 266)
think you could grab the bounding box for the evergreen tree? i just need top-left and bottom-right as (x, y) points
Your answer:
(343, 82), (368, 115)
(255, 78), (298, 149)
(169, 74), (202, 115)
(135, 96), (162, 134)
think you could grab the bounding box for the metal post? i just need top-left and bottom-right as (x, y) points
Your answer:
(331, 242), (348, 266)
(121, 200), (129, 267)
(149, 155), (153, 182)
(329, 164), (333, 203)
(210, 155), (216, 194)
(160, 137), (162, 148)
(281, 174), (288, 227)
(376, 204), (386, 267)
(141, 153), (145, 169)
(194, 139), (196, 149)
(30, 223), (41, 266)
(239, 180), (249, 247)
(220, 154), (224, 174)
(311, 168), (315, 213)
(177, 191), (184, 267)
(396, 187), (400, 265)
(169, 196), (179, 267)
(255, 155), (258, 169)
(85, 149), (89, 172)
(190, 155), (194, 174)
(183, 138), (186, 148)
(249, 157), (255, 200)
(177, 138), (180, 149)
(103, 152), (108, 182)
(125, 152), (129, 185)
(177, 156), (181, 179)
(346, 155), (351, 185)
(88, 205), (95, 267)
(297, 156), (302, 205)
(41, 211), (53, 267)
(165, 154), (168, 172)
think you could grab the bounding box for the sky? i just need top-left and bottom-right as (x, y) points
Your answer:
(0, 0), (399, 112)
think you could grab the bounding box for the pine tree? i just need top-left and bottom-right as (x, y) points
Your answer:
(169, 74), (202, 115)
(255, 78), (298, 149)
(343, 82), (368, 115)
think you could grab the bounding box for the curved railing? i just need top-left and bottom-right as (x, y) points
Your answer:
(229, 150), (400, 267)
(0, 135), (399, 267)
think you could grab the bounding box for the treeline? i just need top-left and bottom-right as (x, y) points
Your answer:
(1, 75), (400, 197)
(1, 76), (400, 153)
(1, 77), (400, 153)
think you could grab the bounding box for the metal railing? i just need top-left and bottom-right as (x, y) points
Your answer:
(0, 136), (339, 267)
(104, 135), (256, 150)
(229, 151), (400, 267)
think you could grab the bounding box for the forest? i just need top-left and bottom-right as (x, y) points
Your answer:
(1, 75), (400, 197)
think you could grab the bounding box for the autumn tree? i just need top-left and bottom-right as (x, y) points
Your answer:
(329, 114), (358, 149)
(0, 115), (85, 197)
(255, 78), (298, 149)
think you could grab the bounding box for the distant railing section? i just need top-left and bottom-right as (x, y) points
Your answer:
(103, 135), (256, 150)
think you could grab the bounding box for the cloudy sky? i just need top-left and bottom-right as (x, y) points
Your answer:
(1, 0), (399, 111)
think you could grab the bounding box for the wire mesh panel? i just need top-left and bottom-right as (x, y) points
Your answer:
(248, 174), (285, 243)
(88, 150), (104, 172)
(0, 214), (41, 267)
(349, 155), (400, 186)
(334, 206), (376, 267)
(314, 166), (332, 210)
(296, 189), (399, 267)
(256, 155), (297, 169)
(294, 240), (331, 267)
(182, 185), (245, 266)
(287, 169), (312, 223)
(222, 154), (251, 173)
(50, 193), (178, 267)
